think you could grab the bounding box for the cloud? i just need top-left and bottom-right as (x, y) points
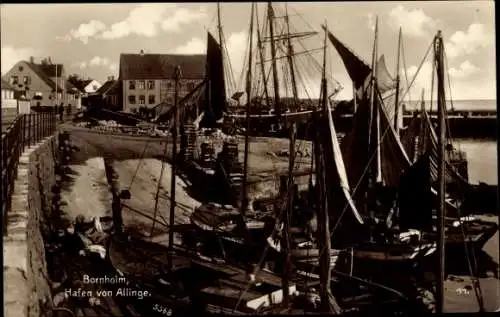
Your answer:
(68, 20), (106, 44)
(72, 56), (116, 72)
(388, 5), (436, 37)
(161, 7), (207, 32)
(1, 46), (38, 74)
(448, 61), (480, 79)
(174, 38), (206, 54)
(72, 61), (88, 69)
(89, 56), (111, 67)
(402, 60), (493, 101)
(445, 23), (492, 59)
(60, 4), (206, 43)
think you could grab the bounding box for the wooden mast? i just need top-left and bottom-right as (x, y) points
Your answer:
(393, 27), (402, 134)
(167, 65), (182, 269)
(240, 2), (255, 218)
(434, 30), (446, 314)
(366, 16), (379, 218)
(417, 88), (426, 161)
(285, 3), (298, 101)
(281, 4), (298, 306)
(267, 2), (281, 117)
(256, 6), (271, 110)
(317, 21), (340, 314)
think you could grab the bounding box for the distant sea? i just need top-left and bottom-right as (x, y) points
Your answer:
(405, 99), (497, 111)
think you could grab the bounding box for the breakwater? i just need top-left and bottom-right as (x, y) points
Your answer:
(227, 112), (497, 140)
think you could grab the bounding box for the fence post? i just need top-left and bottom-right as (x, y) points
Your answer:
(21, 115), (25, 151)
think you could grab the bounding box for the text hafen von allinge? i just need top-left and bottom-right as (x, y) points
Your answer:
(65, 288), (151, 299)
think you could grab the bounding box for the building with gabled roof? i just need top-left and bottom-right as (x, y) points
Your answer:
(1, 57), (72, 108)
(94, 76), (121, 109)
(119, 50), (206, 113)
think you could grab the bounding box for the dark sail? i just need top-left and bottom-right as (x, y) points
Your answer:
(398, 152), (433, 231)
(339, 93), (372, 211)
(322, 26), (371, 91)
(201, 32), (227, 127)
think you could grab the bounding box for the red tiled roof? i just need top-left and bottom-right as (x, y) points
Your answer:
(119, 53), (206, 80)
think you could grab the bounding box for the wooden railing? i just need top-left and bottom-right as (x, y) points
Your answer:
(1, 112), (57, 216)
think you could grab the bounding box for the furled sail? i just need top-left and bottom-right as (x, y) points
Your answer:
(201, 31), (227, 128)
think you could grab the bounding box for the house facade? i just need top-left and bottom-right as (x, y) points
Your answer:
(119, 51), (205, 113)
(81, 79), (102, 94)
(1, 79), (17, 108)
(2, 57), (67, 108)
(95, 76), (121, 109)
(66, 81), (82, 109)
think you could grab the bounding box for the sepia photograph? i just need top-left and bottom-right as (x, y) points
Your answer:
(1, 1), (498, 316)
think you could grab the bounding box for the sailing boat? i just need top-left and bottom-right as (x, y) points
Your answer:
(396, 57), (498, 255)
(319, 20), (437, 264)
(107, 61), (296, 315)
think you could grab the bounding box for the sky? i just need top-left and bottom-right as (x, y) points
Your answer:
(1, 1), (496, 101)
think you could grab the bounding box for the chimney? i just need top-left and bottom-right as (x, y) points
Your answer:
(48, 57), (52, 64)
(108, 76), (115, 81)
(140, 49), (144, 56)
(29, 56), (34, 63)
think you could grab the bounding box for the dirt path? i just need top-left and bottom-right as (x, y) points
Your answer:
(111, 159), (201, 242)
(60, 157), (112, 221)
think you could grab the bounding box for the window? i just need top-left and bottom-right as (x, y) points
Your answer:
(148, 95), (156, 104)
(129, 81), (136, 90)
(139, 95), (145, 104)
(137, 80), (145, 90)
(147, 80), (155, 90)
(10, 76), (19, 85)
(128, 95), (136, 104)
(167, 82), (173, 88)
(23, 76), (31, 85)
(93, 85), (98, 91)
(187, 82), (195, 91)
(18, 66), (24, 72)
(160, 80), (168, 89)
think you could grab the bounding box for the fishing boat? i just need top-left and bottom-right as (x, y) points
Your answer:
(104, 43), (297, 314)
(324, 20), (496, 261)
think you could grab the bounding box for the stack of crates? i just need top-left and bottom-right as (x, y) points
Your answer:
(180, 123), (197, 162)
(219, 141), (244, 198)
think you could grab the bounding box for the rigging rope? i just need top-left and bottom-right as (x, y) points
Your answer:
(441, 44), (484, 312)
(149, 138), (169, 237)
